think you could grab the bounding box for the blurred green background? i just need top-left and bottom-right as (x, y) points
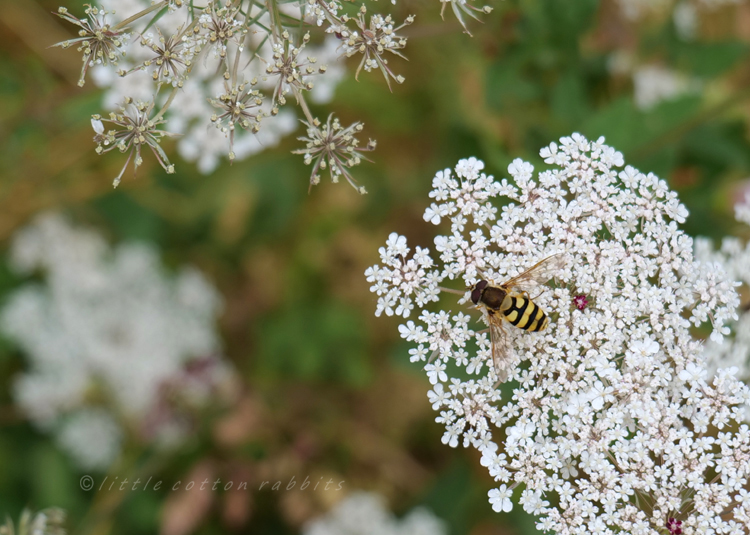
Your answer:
(1, 0), (750, 533)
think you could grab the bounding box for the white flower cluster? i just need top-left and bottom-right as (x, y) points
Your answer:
(91, 0), (345, 175)
(366, 134), (750, 533)
(55, 0), (498, 190)
(697, 190), (750, 391)
(1, 213), (233, 470)
(302, 491), (448, 535)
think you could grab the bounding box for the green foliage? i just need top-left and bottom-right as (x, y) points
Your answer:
(256, 300), (370, 387)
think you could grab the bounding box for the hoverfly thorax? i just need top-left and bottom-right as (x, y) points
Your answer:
(470, 280), (508, 310)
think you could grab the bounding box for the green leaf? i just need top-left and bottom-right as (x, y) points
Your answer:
(551, 72), (590, 126)
(676, 42), (749, 78)
(485, 63), (543, 112)
(94, 193), (166, 243)
(256, 301), (370, 387)
(581, 97), (642, 152)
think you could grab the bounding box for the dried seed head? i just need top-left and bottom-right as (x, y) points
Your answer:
(52, 4), (130, 86)
(293, 114), (375, 194)
(91, 99), (176, 187)
(208, 82), (265, 162)
(340, 8), (413, 90)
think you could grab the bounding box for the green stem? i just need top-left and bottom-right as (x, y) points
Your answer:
(265, 0), (283, 40)
(154, 87), (178, 120)
(296, 91), (315, 124)
(113, 0), (169, 30)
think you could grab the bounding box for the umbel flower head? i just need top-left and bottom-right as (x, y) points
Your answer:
(0, 214), (232, 470)
(208, 80), (265, 162)
(293, 114), (376, 194)
(338, 6), (414, 91)
(366, 134), (750, 533)
(92, 98), (177, 187)
(263, 32), (327, 109)
(51, 5), (130, 87)
(127, 25), (195, 87)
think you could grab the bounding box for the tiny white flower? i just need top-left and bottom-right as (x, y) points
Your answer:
(488, 485), (513, 513)
(679, 362), (707, 383)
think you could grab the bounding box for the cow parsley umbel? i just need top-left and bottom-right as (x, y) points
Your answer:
(51, 5), (131, 87)
(52, 0), (497, 189)
(92, 98), (177, 187)
(1, 214), (234, 470)
(366, 134), (750, 533)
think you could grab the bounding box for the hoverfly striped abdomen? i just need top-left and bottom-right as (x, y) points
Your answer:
(502, 295), (548, 332)
(465, 253), (564, 381)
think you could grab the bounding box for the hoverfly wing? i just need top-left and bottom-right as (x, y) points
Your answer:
(488, 313), (513, 381)
(502, 253), (566, 293)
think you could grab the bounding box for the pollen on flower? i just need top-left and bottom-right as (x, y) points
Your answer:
(365, 133), (750, 534)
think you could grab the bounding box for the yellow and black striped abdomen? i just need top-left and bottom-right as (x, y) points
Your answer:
(502, 295), (548, 332)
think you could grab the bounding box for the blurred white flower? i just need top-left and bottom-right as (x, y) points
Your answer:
(1, 507), (66, 535)
(616, 0), (672, 19)
(736, 189), (750, 226)
(56, 408), (122, 471)
(1, 213), (233, 469)
(633, 65), (698, 110)
(673, 1), (698, 40)
(303, 491), (448, 535)
(366, 134), (750, 533)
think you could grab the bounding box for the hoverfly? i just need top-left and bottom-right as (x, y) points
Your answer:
(469, 253), (565, 381)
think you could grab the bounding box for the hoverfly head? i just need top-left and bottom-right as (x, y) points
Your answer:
(470, 280), (489, 305)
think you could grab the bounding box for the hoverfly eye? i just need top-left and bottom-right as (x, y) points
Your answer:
(470, 280), (488, 304)
(470, 287), (482, 304)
